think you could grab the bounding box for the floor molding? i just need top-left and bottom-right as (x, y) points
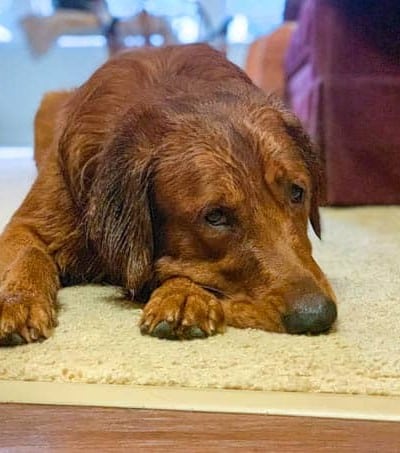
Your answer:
(1, 381), (399, 421)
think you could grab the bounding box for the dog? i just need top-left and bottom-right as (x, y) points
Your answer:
(0, 44), (336, 343)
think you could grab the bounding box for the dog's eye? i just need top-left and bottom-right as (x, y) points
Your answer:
(290, 184), (305, 204)
(204, 208), (229, 227)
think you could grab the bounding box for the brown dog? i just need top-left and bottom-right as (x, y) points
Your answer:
(0, 44), (336, 343)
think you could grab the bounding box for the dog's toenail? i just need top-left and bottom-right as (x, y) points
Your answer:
(30, 328), (39, 340)
(188, 326), (206, 338)
(0, 333), (26, 347)
(152, 321), (177, 339)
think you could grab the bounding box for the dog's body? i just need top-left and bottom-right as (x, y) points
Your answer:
(0, 44), (336, 343)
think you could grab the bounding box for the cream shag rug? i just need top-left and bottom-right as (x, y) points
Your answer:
(0, 204), (399, 396)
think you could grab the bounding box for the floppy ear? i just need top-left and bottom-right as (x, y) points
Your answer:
(308, 143), (325, 239)
(85, 108), (167, 293)
(282, 115), (325, 239)
(309, 179), (322, 239)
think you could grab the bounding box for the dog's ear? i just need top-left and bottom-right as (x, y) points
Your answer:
(309, 175), (322, 238)
(85, 107), (167, 293)
(305, 140), (325, 239)
(282, 114), (325, 239)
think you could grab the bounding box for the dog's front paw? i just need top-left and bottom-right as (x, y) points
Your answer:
(140, 278), (225, 340)
(0, 290), (57, 345)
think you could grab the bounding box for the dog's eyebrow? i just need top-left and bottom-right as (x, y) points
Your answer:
(253, 119), (311, 184)
(227, 124), (263, 171)
(233, 110), (312, 202)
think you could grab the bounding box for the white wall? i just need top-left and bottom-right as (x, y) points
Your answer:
(0, 0), (106, 146)
(0, 44), (107, 146)
(1, 0), (278, 147)
(0, 39), (251, 147)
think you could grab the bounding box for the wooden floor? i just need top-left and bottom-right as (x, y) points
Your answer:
(1, 404), (399, 452)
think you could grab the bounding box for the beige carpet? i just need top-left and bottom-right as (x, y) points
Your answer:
(0, 154), (399, 396)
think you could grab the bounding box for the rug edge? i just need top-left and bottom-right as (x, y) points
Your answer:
(0, 381), (399, 422)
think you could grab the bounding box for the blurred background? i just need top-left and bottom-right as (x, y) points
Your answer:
(0, 0), (286, 147)
(1, 0), (399, 205)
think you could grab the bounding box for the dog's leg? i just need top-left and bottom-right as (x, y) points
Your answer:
(0, 91), (74, 345)
(0, 222), (59, 344)
(139, 277), (226, 340)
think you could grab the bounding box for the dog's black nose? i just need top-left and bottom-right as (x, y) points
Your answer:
(282, 295), (337, 334)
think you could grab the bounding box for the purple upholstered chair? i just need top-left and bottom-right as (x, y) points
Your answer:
(285, 0), (400, 205)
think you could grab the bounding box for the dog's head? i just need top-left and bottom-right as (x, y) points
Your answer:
(80, 87), (336, 335)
